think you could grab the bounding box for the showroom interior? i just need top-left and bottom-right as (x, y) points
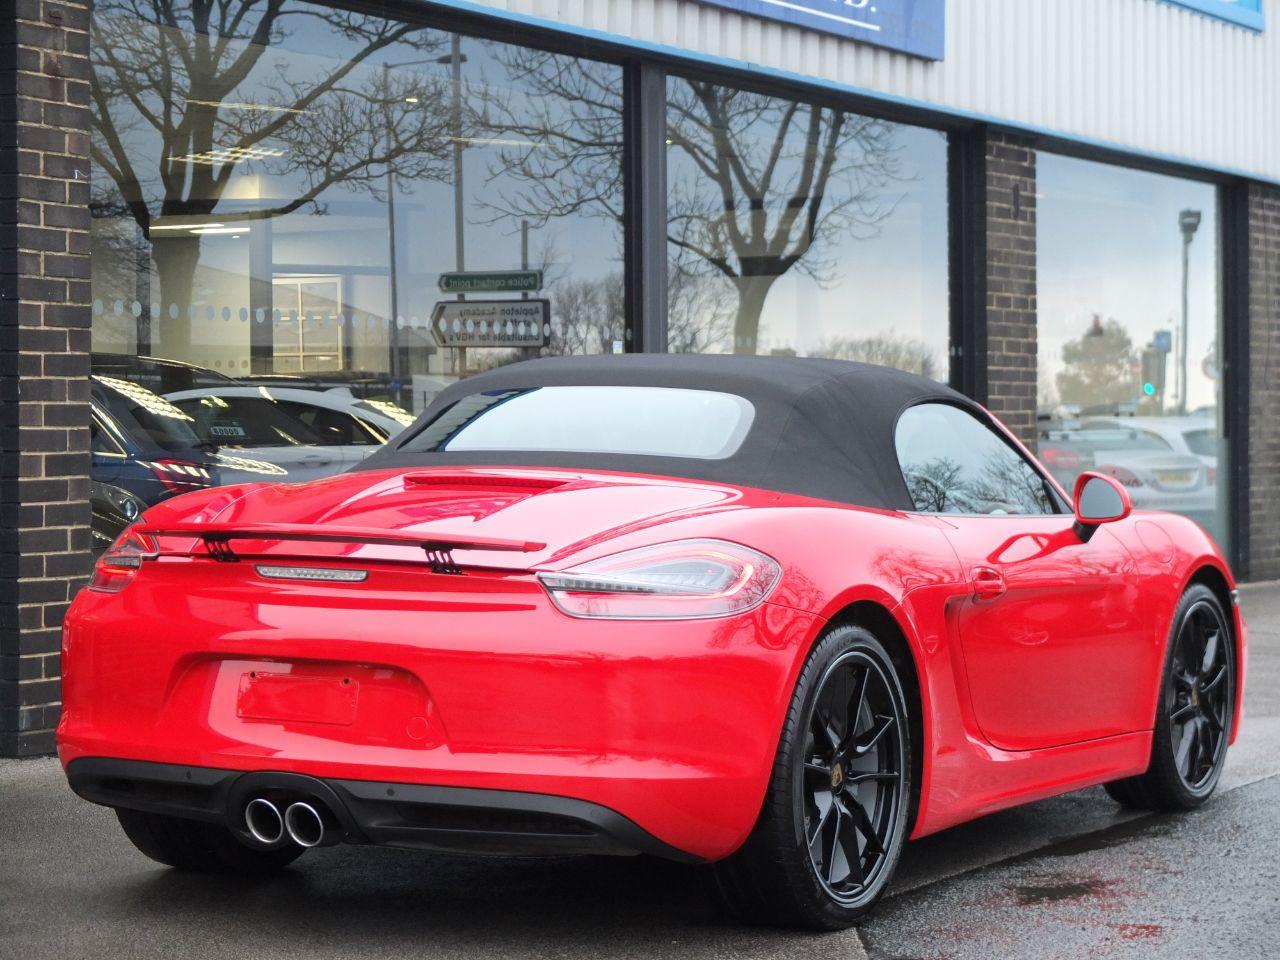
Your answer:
(1, 0), (1278, 756)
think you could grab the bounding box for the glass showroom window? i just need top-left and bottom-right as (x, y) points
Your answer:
(665, 76), (950, 378)
(1037, 154), (1227, 551)
(87, 0), (624, 525)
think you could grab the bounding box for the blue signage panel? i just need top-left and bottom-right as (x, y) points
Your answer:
(694, 0), (945, 59)
(1158, 0), (1264, 31)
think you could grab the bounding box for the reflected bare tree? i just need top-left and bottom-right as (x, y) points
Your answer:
(90, 0), (454, 355)
(904, 448), (1053, 515)
(970, 450), (1054, 515)
(813, 334), (939, 379)
(666, 81), (903, 352)
(547, 273), (626, 356)
(666, 253), (736, 353)
(902, 457), (965, 513)
(473, 48), (624, 227)
(476, 55), (907, 354)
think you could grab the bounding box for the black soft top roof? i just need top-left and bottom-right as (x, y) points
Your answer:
(360, 353), (982, 510)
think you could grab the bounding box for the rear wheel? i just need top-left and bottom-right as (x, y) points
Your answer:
(1105, 583), (1233, 811)
(712, 623), (912, 929)
(115, 808), (305, 874)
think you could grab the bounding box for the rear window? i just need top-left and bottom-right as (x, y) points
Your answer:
(1183, 429), (1217, 458)
(173, 395), (324, 448)
(401, 386), (754, 460)
(92, 376), (207, 454)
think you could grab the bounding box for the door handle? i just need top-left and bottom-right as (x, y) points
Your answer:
(970, 565), (1007, 602)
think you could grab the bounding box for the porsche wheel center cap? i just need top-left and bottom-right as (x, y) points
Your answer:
(831, 763), (845, 792)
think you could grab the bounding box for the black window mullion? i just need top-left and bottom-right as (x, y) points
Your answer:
(1221, 181), (1251, 577)
(624, 62), (668, 354)
(949, 127), (988, 403)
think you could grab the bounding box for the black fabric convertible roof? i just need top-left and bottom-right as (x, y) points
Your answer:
(359, 353), (984, 510)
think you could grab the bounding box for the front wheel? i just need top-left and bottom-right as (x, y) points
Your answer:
(712, 623), (912, 929)
(1106, 583), (1234, 811)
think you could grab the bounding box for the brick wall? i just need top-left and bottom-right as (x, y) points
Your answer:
(1247, 184), (1280, 582)
(983, 132), (1038, 449)
(0, 0), (93, 757)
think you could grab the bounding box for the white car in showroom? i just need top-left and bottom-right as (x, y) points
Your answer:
(164, 386), (415, 485)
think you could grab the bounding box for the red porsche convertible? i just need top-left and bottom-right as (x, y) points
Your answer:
(59, 355), (1245, 929)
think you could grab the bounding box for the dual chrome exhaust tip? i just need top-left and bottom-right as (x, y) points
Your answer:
(243, 797), (338, 848)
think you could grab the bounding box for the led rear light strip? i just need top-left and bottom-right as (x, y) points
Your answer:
(255, 565), (369, 583)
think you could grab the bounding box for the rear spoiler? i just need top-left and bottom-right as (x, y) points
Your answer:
(136, 522), (546, 573)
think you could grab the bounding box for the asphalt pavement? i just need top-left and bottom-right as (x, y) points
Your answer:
(3, 581), (1278, 960)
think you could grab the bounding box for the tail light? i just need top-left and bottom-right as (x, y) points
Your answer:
(1041, 447), (1080, 472)
(149, 458), (212, 495)
(1099, 465), (1143, 488)
(537, 539), (780, 620)
(89, 527), (159, 593)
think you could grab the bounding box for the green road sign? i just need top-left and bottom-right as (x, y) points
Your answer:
(437, 270), (542, 294)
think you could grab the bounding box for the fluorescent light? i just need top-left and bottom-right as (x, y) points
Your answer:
(174, 145), (285, 165)
(189, 226), (243, 235)
(152, 221), (224, 231)
(448, 136), (544, 149)
(186, 98), (304, 115)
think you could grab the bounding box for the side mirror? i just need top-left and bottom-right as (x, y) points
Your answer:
(1072, 471), (1132, 540)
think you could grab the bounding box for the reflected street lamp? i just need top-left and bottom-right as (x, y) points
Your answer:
(1177, 208), (1201, 416)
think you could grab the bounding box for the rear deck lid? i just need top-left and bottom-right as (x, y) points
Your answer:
(143, 466), (745, 570)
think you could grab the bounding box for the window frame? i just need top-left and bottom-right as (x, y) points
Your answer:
(892, 400), (1070, 518)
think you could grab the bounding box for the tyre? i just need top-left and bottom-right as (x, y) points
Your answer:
(115, 808), (305, 874)
(712, 623), (912, 930)
(1105, 583), (1234, 811)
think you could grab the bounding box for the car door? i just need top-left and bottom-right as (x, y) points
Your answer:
(895, 402), (1149, 751)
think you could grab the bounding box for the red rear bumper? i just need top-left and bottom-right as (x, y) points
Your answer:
(57, 557), (816, 861)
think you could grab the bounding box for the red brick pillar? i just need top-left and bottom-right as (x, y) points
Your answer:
(982, 131), (1038, 450)
(1246, 184), (1280, 581)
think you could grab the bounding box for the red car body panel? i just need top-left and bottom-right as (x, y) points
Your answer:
(58, 464), (1246, 860)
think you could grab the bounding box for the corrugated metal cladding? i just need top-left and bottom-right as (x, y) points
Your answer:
(446, 0), (1280, 183)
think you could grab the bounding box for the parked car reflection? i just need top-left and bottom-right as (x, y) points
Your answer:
(1037, 418), (1215, 526)
(171, 385), (413, 447)
(91, 377), (222, 506)
(92, 351), (233, 393)
(1081, 415), (1219, 484)
(89, 480), (146, 553)
(92, 376), (291, 506)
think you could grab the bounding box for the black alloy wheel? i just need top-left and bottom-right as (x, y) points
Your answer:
(1105, 583), (1234, 811)
(800, 650), (904, 904)
(1166, 598), (1232, 791)
(711, 623), (911, 929)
